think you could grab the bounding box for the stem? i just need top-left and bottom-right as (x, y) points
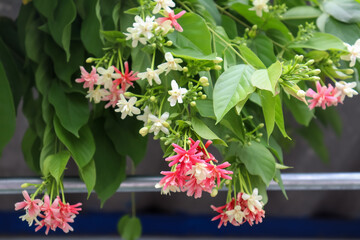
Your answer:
(118, 48), (124, 74)
(151, 49), (156, 70)
(215, 4), (250, 28)
(60, 182), (66, 203)
(108, 53), (115, 68)
(31, 181), (46, 200)
(246, 171), (253, 192)
(158, 96), (166, 117)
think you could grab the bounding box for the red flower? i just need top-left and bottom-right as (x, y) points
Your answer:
(157, 10), (186, 32)
(114, 62), (139, 91)
(306, 82), (338, 110)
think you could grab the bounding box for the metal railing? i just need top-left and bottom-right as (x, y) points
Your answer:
(1, 172), (360, 194)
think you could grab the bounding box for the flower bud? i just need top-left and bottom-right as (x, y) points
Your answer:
(255, 138), (261, 142)
(211, 189), (218, 197)
(201, 94), (207, 100)
(305, 59), (315, 66)
(192, 97), (197, 100)
(151, 43), (157, 48)
(214, 65), (222, 70)
(295, 55), (304, 62)
(345, 69), (354, 74)
(205, 67), (211, 71)
(124, 92), (132, 97)
(165, 40), (173, 46)
(198, 87), (203, 90)
(86, 58), (94, 63)
(247, 141), (252, 146)
(162, 122), (170, 128)
(326, 59), (333, 65)
(139, 127), (149, 137)
(150, 96), (156, 102)
(199, 76), (209, 86)
(311, 76), (321, 81)
(183, 66), (188, 72)
(168, 28), (175, 33)
(297, 90), (306, 98)
(257, 133), (263, 137)
(198, 92), (203, 96)
(225, 180), (231, 185)
(214, 57), (223, 64)
(311, 69), (321, 75)
(21, 183), (31, 188)
(190, 101), (196, 107)
(258, 123), (264, 128)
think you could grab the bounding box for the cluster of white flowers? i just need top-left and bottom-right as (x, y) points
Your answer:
(125, 16), (157, 48)
(335, 81), (358, 102)
(341, 39), (360, 67)
(115, 95), (141, 119)
(153, 0), (175, 14)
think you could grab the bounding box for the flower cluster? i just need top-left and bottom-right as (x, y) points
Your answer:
(211, 189), (265, 228)
(15, 191), (82, 235)
(155, 138), (233, 198)
(305, 81), (358, 110)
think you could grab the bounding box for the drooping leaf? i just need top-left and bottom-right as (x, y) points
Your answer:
(238, 142), (276, 186)
(48, 81), (90, 137)
(237, 44), (266, 69)
(118, 215), (131, 236)
(195, 99), (215, 118)
(251, 60), (282, 95)
(39, 124), (56, 172)
(79, 159), (96, 197)
(282, 6), (322, 20)
(288, 32), (346, 51)
(33, 0), (58, 19)
(191, 117), (227, 146)
(213, 64), (255, 122)
(0, 62), (16, 157)
(43, 151), (71, 183)
(260, 90), (276, 139)
(54, 116), (95, 168)
(284, 96), (314, 126)
(274, 94), (290, 139)
(322, 16), (360, 44)
(92, 118), (126, 205)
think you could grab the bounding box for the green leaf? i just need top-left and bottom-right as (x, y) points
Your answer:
(274, 94), (290, 139)
(118, 215), (131, 236)
(299, 120), (329, 162)
(213, 64), (255, 122)
(79, 159), (96, 197)
(238, 142), (276, 186)
(21, 128), (41, 174)
(260, 90), (276, 139)
(214, 27), (237, 70)
(25, 16), (44, 63)
(197, 0), (222, 25)
(131, 47), (151, 90)
(92, 118), (126, 205)
(54, 117), (95, 168)
(101, 30), (126, 43)
(122, 217), (142, 240)
(33, 0), (58, 19)
(323, 0), (360, 23)
(284, 96), (314, 126)
(322, 16), (360, 44)
(251, 60), (282, 95)
(220, 109), (245, 141)
(274, 169), (288, 199)
(81, 0), (104, 57)
(191, 117), (227, 146)
(166, 12), (213, 60)
(0, 62), (15, 157)
(48, 81), (90, 137)
(221, 15), (237, 39)
(47, 0), (76, 61)
(195, 99), (215, 118)
(43, 151), (71, 183)
(288, 32), (346, 51)
(39, 125), (56, 172)
(238, 44), (266, 69)
(105, 112), (147, 166)
(282, 6), (322, 20)
(248, 35), (277, 67)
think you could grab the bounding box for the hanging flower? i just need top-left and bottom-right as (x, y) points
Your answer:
(306, 82), (338, 110)
(155, 171), (181, 194)
(136, 105), (151, 125)
(86, 88), (109, 104)
(75, 66), (99, 90)
(137, 68), (163, 86)
(341, 39), (360, 67)
(157, 10), (186, 32)
(15, 191), (43, 227)
(114, 62), (140, 90)
(167, 80), (187, 107)
(158, 52), (183, 75)
(249, 0), (269, 17)
(242, 188), (263, 213)
(125, 27), (148, 48)
(115, 94), (141, 119)
(226, 205), (246, 224)
(97, 66), (121, 90)
(335, 81), (358, 102)
(101, 86), (124, 109)
(152, 0), (175, 14)
(148, 112), (170, 135)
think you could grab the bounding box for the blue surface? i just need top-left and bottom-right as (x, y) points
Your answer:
(1, 211), (360, 238)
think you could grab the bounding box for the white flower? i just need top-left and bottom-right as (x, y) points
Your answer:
(137, 68), (163, 86)
(125, 15), (156, 47)
(86, 88), (109, 103)
(136, 105), (151, 125)
(186, 163), (211, 183)
(158, 52), (183, 75)
(125, 27), (147, 48)
(153, 0), (175, 14)
(341, 39), (360, 67)
(242, 188), (263, 213)
(226, 205), (246, 223)
(97, 66), (121, 89)
(155, 20), (173, 36)
(297, 90), (306, 98)
(249, 0), (269, 17)
(115, 95), (141, 119)
(155, 182), (180, 195)
(19, 211), (38, 227)
(335, 81), (358, 102)
(167, 80), (187, 107)
(148, 112), (170, 135)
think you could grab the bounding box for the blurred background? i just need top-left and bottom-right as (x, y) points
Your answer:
(1, 0), (360, 239)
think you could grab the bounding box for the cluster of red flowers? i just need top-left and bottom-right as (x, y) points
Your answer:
(211, 191), (265, 228)
(75, 62), (139, 108)
(306, 81), (340, 110)
(155, 138), (233, 198)
(15, 191), (82, 235)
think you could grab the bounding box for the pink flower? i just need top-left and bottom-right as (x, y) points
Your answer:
(75, 66), (99, 90)
(101, 86), (125, 108)
(155, 171), (182, 194)
(157, 10), (186, 32)
(184, 177), (205, 198)
(35, 195), (61, 235)
(15, 190), (43, 226)
(57, 197), (82, 233)
(189, 138), (216, 162)
(306, 82), (338, 110)
(114, 62), (140, 91)
(166, 140), (203, 168)
(207, 162), (233, 187)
